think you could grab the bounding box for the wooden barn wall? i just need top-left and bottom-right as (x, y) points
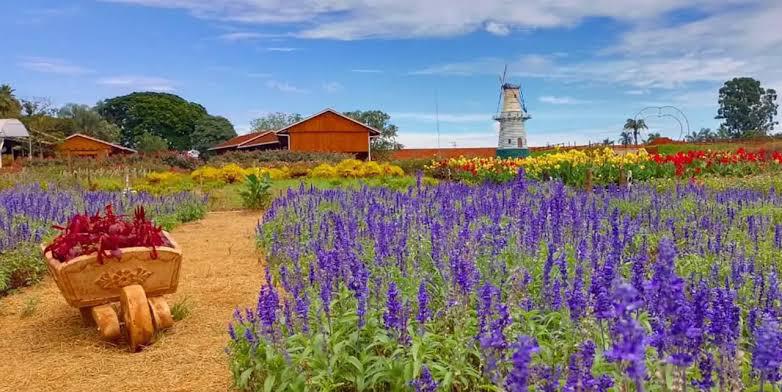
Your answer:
(287, 111), (369, 153)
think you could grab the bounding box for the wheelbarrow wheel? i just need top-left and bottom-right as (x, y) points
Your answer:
(120, 284), (154, 352)
(92, 304), (121, 341)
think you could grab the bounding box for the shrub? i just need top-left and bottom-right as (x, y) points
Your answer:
(220, 164), (247, 183)
(335, 159), (363, 177)
(191, 166), (223, 183)
(0, 244), (46, 296)
(145, 171), (175, 184)
(310, 163), (337, 178)
(239, 173), (272, 209)
(206, 150), (352, 167)
(360, 161), (383, 177)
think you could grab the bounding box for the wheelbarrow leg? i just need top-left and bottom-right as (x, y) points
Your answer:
(92, 304), (121, 341)
(79, 307), (95, 326)
(148, 297), (174, 331)
(120, 284), (154, 352)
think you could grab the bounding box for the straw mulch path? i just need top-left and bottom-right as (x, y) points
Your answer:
(0, 211), (264, 392)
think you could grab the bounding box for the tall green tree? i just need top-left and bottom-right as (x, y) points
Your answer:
(619, 131), (633, 146)
(343, 110), (403, 153)
(250, 112), (302, 131)
(135, 132), (169, 153)
(192, 115), (237, 153)
(686, 128), (717, 142)
(0, 84), (22, 118)
(716, 77), (778, 138)
(96, 92), (209, 150)
(623, 118), (648, 146)
(57, 103), (121, 142)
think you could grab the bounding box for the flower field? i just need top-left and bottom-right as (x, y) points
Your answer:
(0, 184), (207, 293)
(230, 175), (782, 390)
(429, 147), (782, 185)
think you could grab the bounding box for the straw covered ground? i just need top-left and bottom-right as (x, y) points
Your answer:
(0, 210), (263, 392)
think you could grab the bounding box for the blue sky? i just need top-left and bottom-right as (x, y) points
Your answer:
(2, 0), (781, 147)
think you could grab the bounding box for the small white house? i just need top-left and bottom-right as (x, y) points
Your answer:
(0, 118), (30, 168)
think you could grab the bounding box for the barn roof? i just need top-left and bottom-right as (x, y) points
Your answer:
(209, 130), (276, 151)
(276, 108), (382, 136)
(64, 133), (137, 153)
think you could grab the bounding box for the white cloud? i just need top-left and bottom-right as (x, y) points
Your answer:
(265, 79), (308, 93)
(97, 76), (175, 92)
(18, 57), (92, 75)
(485, 22), (510, 36)
(322, 81), (343, 93)
(539, 96), (591, 105)
(392, 112), (490, 123)
(103, 0), (755, 40)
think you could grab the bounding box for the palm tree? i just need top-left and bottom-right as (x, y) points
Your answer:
(623, 118), (648, 146)
(0, 84), (22, 118)
(645, 132), (661, 144)
(602, 138), (614, 146)
(619, 131), (633, 146)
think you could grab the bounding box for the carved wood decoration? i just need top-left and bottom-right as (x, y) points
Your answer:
(43, 231), (182, 308)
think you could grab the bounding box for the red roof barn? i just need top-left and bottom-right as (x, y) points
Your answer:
(209, 108), (380, 159)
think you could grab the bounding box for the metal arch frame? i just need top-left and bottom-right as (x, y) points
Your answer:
(633, 105), (691, 140)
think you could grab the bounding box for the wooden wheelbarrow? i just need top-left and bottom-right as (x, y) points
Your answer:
(42, 232), (182, 351)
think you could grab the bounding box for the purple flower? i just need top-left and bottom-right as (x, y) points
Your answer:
(417, 281), (430, 327)
(384, 282), (404, 332)
(505, 336), (538, 392)
(228, 322), (237, 341)
(752, 313), (782, 383)
(605, 283), (646, 391)
(567, 261), (586, 322)
(411, 366), (438, 392)
(257, 281), (279, 335)
(691, 352), (715, 390)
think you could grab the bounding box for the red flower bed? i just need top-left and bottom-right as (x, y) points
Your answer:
(45, 205), (169, 263)
(650, 148), (782, 176)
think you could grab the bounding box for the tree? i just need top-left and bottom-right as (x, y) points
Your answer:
(623, 118), (648, 145)
(716, 77), (778, 138)
(645, 132), (662, 144)
(686, 128), (717, 142)
(57, 103), (121, 142)
(0, 84), (22, 118)
(250, 112), (302, 131)
(96, 92), (209, 150)
(135, 132), (168, 153)
(619, 131), (633, 146)
(601, 138), (614, 146)
(18, 97), (70, 156)
(192, 115), (237, 153)
(343, 110), (403, 154)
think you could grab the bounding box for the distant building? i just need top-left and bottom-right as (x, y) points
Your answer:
(58, 133), (136, 159)
(208, 108), (381, 159)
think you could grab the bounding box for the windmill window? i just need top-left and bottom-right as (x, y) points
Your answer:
(517, 138), (523, 147)
(508, 139), (512, 144)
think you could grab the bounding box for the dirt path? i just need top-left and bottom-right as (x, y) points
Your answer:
(0, 211), (264, 392)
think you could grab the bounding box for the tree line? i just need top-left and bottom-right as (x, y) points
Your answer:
(1, 85), (402, 155)
(617, 77), (778, 146)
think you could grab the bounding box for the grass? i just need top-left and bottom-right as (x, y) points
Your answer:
(170, 296), (192, 321)
(20, 296), (40, 318)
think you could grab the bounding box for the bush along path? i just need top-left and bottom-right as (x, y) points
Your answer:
(0, 210), (264, 392)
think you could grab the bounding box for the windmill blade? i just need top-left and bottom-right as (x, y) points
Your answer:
(496, 90), (503, 114)
(501, 64), (508, 85)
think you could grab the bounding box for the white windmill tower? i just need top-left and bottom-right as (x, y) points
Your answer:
(493, 65), (531, 158)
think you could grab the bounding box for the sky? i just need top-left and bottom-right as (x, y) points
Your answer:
(2, 0), (781, 148)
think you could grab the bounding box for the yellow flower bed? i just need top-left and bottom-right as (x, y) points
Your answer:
(188, 159), (405, 183)
(312, 160), (405, 178)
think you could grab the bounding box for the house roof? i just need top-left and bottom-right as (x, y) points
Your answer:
(275, 108), (382, 136)
(0, 119), (30, 138)
(208, 130), (275, 151)
(64, 133), (137, 153)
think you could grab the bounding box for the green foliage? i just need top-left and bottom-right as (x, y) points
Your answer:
(96, 92), (224, 150)
(170, 296), (192, 321)
(0, 243), (47, 296)
(57, 103), (121, 142)
(623, 118), (648, 145)
(0, 84), (22, 118)
(239, 173), (272, 209)
(192, 115), (238, 153)
(343, 110), (403, 155)
(717, 77), (778, 137)
(206, 150), (352, 167)
(249, 112), (302, 132)
(135, 132), (169, 153)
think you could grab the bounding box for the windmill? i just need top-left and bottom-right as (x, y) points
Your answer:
(493, 65), (531, 158)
